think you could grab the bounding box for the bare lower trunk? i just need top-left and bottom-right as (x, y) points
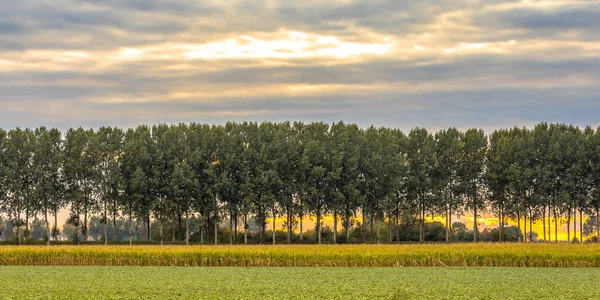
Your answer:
(529, 210), (533, 242)
(45, 209), (50, 246)
(186, 212), (189, 246)
(553, 209), (558, 243)
(333, 212), (337, 244)
(524, 209), (527, 243)
(54, 209), (58, 242)
(160, 218), (164, 245)
(419, 200), (424, 243)
(272, 204), (276, 245)
(200, 214), (204, 245)
(104, 201), (108, 246)
(317, 209), (321, 244)
(287, 210), (292, 244)
(244, 214), (248, 245)
(579, 209), (583, 243)
(499, 203), (503, 243)
(299, 204), (303, 242)
(214, 216), (218, 245)
(146, 214), (150, 242)
(449, 206), (452, 241)
(362, 210), (366, 242)
(517, 210), (521, 243)
(445, 204), (449, 243)
(547, 203), (551, 242)
(567, 209), (571, 242)
(25, 209), (29, 239)
(234, 210), (238, 243)
(396, 209), (400, 244)
(229, 210), (233, 245)
(83, 210), (88, 243)
(299, 210), (303, 242)
(542, 205), (546, 242)
(597, 208), (600, 243)
(128, 209), (133, 246)
(473, 198), (478, 242)
(376, 215), (380, 244)
(113, 199), (118, 243)
(573, 201), (577, 242)
(388, 211), (392, 244)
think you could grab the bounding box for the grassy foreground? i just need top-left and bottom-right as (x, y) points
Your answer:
(0, 267), (599, 299)
(0, 243), (599, 267)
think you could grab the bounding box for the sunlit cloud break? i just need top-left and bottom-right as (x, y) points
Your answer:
(0, 0), (599, 130)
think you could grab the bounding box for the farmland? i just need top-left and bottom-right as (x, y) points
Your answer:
(1, 266), (599, 299)
(1, 244), (600, 267)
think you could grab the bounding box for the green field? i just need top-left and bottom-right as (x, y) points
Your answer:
(0, 267), (598, 299)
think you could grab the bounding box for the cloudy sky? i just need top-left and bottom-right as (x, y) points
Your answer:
(1, 0), (599, 131)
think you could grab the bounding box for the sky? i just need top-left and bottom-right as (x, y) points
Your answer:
(1, 0), (599, 132)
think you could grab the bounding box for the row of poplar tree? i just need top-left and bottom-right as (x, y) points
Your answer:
(0, 121), (599, 245)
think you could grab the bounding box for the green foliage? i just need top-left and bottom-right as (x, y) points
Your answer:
(1, 121), (600, 245)
(1, 267), (599, 299)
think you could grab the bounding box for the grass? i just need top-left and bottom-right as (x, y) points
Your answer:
(0, 266), (598, 299)
(0, 244), (599, 267)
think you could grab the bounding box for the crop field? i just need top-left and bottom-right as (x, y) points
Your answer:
(1, 266), (599, 299)
(1, 243), (599, 267)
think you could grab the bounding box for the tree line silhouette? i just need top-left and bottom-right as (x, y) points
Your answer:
(0, 122), (599, 245)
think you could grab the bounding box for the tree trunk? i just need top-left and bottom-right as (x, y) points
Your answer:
(376, 215), (380, 245)
(54, 209), (58, 242)
(160, 217), (164, 245)
(542, 205), (546, 242)
(234, 210), (238, 243)
(547, 202), (551, 242)
(333, 212), (337, 244)
(573, 200), (577, 242)
(529, 209), (533, 242)
(200, 214), (204, 245)
(104, 200), (108, 245)
(244, 214), (248, 245)
(317, 209), (321, 244)
(172, 217), (176, 243)
(83, 210), (88, 243)
(579, 209), (583, 243)
(362, 210), (366, 242)
(186, 212), (189, 246)
(499, 203), (503, 243)
(554, 208), (558, 243)
(25, 208), (29, 239)
(419, 198), (424, 243)
(146, 214), (150, 242)
(449, 205), (453, 242)
(388, 211), (392, 244)
(272, 203), (276, 245)
(214, 215), (218, 245)
(113, 199), (118, 243)
(396, 209), (400, 244)
(299, 203), (303, 242)
(517, 210), (521, 243)
(45, 208), (50, 246)
(567, 208), (571, 242)
(473, 194), (478, 243)
(523, 208), (527, 243)
(445, 203), (449, 243)
(229, 210), (233, 245)
(128, 208), (133, 246)
(17, 210), (22, 245)
(597, 208), (600, 244)
(369, 214), (373, 242)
